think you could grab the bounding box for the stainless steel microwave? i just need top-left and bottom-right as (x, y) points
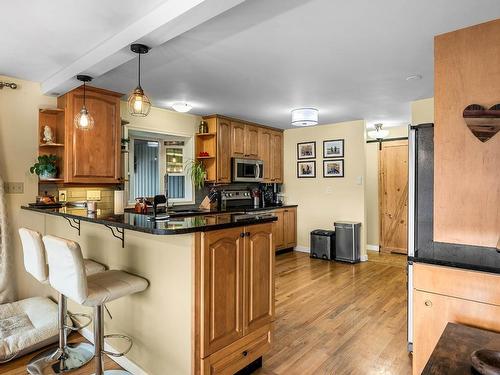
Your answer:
(232, 158), (264, 182)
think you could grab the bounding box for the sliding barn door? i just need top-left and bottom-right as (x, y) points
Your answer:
(379, 140), (408, 254)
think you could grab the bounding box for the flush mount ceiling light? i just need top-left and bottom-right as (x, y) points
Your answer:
(74, 75), (94, 131)
(291, 108), (319, 126)
(368, 123), (390, 140)
(172, 102), (193, 113)
(128, 43), (151, 117)
(406, 74), (422, 81)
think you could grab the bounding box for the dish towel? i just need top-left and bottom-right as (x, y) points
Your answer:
(0, 174), (14, 304)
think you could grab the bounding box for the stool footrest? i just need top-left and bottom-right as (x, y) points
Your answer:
(65, 312), (92, 331)
(102, 334), (133, 357)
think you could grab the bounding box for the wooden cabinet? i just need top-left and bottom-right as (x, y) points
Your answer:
(195, 224), (275, 374)
(272, 207), (297, 251)
(217, 119), (232, 183)
(412, 263), (500, 375)
(258, 128), (272, 182)
(270, 131), (283, 183)
(231, 122), (259, 159)
(57, 86), (122, 184)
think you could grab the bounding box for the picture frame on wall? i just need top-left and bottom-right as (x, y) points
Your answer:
(323, 159), (344, 178)
(323, 139), (344, 158)
(297, 160), (316, 178)
(297, 141), (316, 159)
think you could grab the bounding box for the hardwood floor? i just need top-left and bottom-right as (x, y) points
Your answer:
(256, 251), (411, 375)
(0, 334), (122, 375)
(3, 251), (410, 375)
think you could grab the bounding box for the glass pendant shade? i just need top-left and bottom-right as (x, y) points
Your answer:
(368, 123), (389, 139)
(291, 108), (319, 126)
(128, 86), (151, 117)
(74, 106), (94, 130)
(74, 75), (94, 130)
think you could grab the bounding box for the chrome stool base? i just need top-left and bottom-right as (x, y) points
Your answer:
(27, 342), (94, 375)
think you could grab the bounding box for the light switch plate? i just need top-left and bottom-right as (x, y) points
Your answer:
(86, 190), (101, 201)
(4, 182), (24, 194)
(356, 176), (363, 185)
(58, 190), (67, 202)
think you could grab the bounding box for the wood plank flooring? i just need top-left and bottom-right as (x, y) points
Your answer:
(2, 251), (410, 375)
(256, 251), (411, 375)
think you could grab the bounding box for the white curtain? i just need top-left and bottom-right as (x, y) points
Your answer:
(0, 174), (14, 303)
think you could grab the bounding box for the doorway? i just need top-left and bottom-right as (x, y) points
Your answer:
(379, 140), (408, 254)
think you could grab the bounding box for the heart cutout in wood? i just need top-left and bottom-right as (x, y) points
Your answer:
(463, 104), (500, 142)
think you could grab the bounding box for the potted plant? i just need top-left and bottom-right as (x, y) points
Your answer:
(30, 154), (58, 180)
(186, 159), (206, 190)
(121, 137), (130, 150)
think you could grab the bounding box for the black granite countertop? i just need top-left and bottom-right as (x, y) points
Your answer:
(127, 204), (298, 216)
(21, 206), (277, 235)
(409, 241), (500, 274)
(422, 323), (500, 374)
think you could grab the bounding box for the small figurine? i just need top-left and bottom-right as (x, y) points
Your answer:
(43, 125), (54, 144)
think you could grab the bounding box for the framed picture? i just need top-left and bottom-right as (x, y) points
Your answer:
(297, 161), (316, 178)
(323, 159), (344, 178)
(297, 141), (316, 159)
(323, 139), (344, 158)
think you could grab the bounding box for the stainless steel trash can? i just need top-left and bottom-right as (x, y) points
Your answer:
(310, 230), (336, 260)
(334, 221), (361, 263)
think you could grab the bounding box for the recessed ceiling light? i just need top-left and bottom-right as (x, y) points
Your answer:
(291, 108), (319, 126)
(406, 74), (422, 81)
(172, 102), (193, 113)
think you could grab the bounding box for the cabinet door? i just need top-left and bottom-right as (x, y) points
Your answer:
(244, 223), (274, 334)
(270, 131), (283, 183)
(413, 290), (500, 375)
(201, 228), (244, 357)
(272, 210), (285, 250)
(283, 208), (297, 248)
(231, 122), (245, 158)
(217, 119), (232, 183)
(244, 125), (259, 159)
(64, 88), (121, 183)
(258, 128), (272, 182)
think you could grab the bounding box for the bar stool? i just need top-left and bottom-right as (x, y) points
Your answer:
(18, 228), (106, 374)
(43, 235), (148, 375)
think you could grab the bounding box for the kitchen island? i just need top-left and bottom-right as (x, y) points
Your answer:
(21, 206), (277, 375)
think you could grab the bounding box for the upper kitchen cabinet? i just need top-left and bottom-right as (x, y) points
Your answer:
(258, 128), (272, 182)
(231, 122), (259, 159)
(270, 131), (283, 183)
(57, 85), (122, 184)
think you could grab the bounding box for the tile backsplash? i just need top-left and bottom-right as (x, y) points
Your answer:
(39, 185), (116, 210)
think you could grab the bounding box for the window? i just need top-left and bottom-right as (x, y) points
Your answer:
(126, 129), (193, 205)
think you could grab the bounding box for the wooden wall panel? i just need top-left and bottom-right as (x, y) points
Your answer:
(434, 19), (500, 247)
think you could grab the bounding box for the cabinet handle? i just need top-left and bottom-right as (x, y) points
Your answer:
(240, 232), (245, 238)
(242, 351), (248, 357)
(424, 300), (432, 307)
(245, 232), (250, 237)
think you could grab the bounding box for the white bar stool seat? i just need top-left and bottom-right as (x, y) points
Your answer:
(18, 228), (106, 374)
(43, 235), (148, 375)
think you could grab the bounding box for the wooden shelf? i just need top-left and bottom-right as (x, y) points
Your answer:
(40, 143), (64, 147)
(39, 108), (64, 115)
(196, 132), (216, 137)
(197, 156), (215, 159)
(39, 178), (64, 183)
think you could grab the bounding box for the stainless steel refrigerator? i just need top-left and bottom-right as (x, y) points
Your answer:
(407, 123), (434, 352)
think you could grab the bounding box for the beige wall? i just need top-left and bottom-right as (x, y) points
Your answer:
(364, 125), (409, 248)
(0, 76), (197, 374)
(411, 97), (434, 124)
(282, 120), (367, 257)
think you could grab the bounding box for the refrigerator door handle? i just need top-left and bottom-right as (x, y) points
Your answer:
(408, 127), (416, 257)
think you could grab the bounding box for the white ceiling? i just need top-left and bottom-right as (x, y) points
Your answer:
(2, 0), (500, 128)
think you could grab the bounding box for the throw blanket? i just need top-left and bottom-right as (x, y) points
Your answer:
(0, 174), (13, 304)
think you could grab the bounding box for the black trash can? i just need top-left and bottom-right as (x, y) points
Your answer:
(310, 230), (336, 260)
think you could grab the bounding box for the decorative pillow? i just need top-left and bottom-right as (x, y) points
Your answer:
(0, 297), (58, 363)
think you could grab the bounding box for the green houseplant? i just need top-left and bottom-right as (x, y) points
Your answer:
(30, 154), (58, 180)
(186, 159), (206, 190)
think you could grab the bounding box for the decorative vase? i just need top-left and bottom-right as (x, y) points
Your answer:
(39, 170), (57, 180)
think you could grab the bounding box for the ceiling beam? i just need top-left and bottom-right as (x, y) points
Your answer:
(41, 0), (246, 95)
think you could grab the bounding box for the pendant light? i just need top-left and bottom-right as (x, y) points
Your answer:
(128, 43), (151, 117)
(291, 108), (319, 126)
(368, 123), (389, 140)
(74, 75), (94, 130)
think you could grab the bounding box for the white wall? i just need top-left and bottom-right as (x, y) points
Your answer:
(282, 120), (367, 258)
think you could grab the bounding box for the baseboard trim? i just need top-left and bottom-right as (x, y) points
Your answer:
(294, 245), (310, 253)
(360, 254), (368, 262)
(79, 327), (149, 375)
(366, 244), (379, 252)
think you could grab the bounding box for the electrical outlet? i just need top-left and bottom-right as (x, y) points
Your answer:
(4, 182), (24, 194)
(86, 190), (101, 201)
(325, 186), (333, 194)
(58, 190), (67, 202)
